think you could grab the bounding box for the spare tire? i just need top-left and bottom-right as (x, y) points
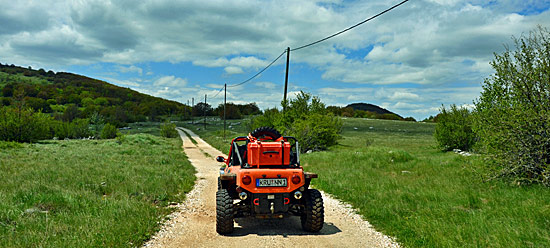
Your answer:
(250, 127), (281, 140)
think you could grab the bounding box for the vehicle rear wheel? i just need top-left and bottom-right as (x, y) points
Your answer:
(216, 189), (234, 234)
(250, 126), (281, 140)
(301, 189), (324, 232)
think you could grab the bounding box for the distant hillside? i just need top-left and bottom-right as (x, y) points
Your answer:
(0, 63), (190, 126)
(346, 103), (403, 118)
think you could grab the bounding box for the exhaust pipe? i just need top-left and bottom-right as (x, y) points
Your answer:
(294, 191), (302, 200)
(239, 192), (248, 200)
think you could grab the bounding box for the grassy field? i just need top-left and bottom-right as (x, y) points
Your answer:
(0, 133), (195, 247)
(184, 117), (550, 247)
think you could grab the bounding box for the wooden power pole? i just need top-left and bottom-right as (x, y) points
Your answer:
(203, 94), (207, 130)
(224, 83), (227, 141)
(283, 47), (290, 107)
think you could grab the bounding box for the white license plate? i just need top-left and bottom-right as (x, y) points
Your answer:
(257, 178), (287, 187)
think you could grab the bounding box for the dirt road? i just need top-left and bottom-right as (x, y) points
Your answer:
(143, 127), (399, 248)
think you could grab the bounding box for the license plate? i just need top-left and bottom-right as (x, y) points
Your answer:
(257, 178), (287, 187)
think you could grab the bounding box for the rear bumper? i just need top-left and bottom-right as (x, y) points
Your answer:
(251, 193), (291, 215)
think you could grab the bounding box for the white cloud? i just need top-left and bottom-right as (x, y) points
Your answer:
(103, 77), (141, 87)
(0, 0), (549, 120)
(224, 66), (244, 74)
(153, 76), (188, 87)
(388, 92), (421, 102)
(116, 65), (143, 75)
(254, 81), (277, 89)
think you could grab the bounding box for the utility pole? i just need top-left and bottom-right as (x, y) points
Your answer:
(283, 47), (290, 108)
(224, 83), (227, 141)
(191, 97), (194, 124)
(187, 99), (189, 120)
(203, 94), (207, 130)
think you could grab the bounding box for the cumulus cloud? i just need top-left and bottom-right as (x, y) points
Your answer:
(116, 65), (143, 75)
(255, 81), (277, 89)
(0, 0), (548, 120)
(224, 66), (244, 74)
(153, 76), (188, 87)
(103, 77), (141, 87)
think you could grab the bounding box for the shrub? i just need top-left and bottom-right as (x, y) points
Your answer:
(249, 108), (280, 130)
(89, 112), (105, 136)
(70, 119), (91, 138)
(51, 119), (91, 139)
(290, 113), (341, 152)
(434, 105), (475, 151)
(217, 103), (243, 120)
(160, 122), (178, 138)
(250, 91), (342, 152)
(474, 26), (550, 186)
(51, 120), (70, 139)
(0, 106), (52, 142)
(100, 123), (118, 139)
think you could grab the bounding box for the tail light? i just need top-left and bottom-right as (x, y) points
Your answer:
(291, 175), (301, 184)
(284, 198), (290, 205)
(242, 175), (252, 185)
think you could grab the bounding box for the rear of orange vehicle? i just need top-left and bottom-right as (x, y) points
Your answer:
(216, 127), (323, 234)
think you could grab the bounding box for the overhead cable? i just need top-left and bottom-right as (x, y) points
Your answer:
(291, 0), (409, 51)
(212, 85), (225, 98)
(227, 49), (287, 88)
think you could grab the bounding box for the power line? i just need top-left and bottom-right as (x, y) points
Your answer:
(227, 49), (287, 88)
(195, 0), (410, 101)
(212, 85), (225, 98)
(291, 0), (409, 51)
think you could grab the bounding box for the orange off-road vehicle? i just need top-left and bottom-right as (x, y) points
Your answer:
(215, 127), (324, 234)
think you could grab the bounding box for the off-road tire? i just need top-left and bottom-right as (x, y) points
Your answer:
(301, 189), (324, 232)
(217, 177), (222, 190)
(216, 189), (234, 234)
(250, 126), (281, 140)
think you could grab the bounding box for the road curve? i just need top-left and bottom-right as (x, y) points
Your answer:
(143, 127), (399, 248)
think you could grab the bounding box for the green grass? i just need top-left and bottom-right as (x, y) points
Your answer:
(181, 118), (250, 154)
(187, 117), (550, 247)
(121, 122), (165, 136)
(0, 133), (195, 247)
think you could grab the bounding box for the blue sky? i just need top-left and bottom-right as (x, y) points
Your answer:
(1, 0), (550, 120)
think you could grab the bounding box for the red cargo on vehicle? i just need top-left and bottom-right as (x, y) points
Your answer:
(247, 141), (291, 166)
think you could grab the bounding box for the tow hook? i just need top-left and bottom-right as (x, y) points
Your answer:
(270, 202), (274, 214)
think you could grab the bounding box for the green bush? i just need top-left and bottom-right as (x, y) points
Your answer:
(51, 119), (91, 139)
(474, 26), (550, 186)
(434, 104), (475, 151)
(160, 122), (178, 138)
(217, 103), (243, 120)
(249, 108), (280, 130)
(89, 112), (105, 136)
(51, 120), (70, 139)
(250, 91), (342, 152)
(100, 123), (118, 139)
(70, 119), (91, 138)
(290, 113), (341, 152)
(0, 106), (52, 142)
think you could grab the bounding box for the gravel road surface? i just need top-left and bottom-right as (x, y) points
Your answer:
(143, 127), (399, 248)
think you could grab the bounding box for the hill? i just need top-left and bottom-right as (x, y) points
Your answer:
(0, 63), (190, 126)
(346, 103), (402, 118)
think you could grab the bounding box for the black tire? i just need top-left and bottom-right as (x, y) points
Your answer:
(250, 126), (281, 140)
(216, 188), (234, 234)
(217, 177), (222, 190)
(301, 189), (324, 232)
